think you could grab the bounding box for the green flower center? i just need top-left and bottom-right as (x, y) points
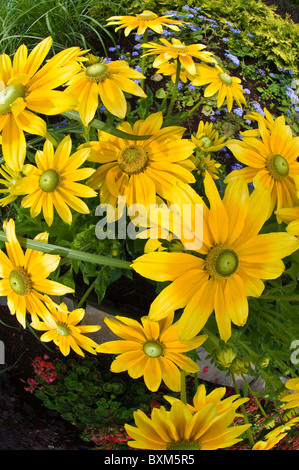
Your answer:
(118, 144), (148, 174)
(206, 244), (239, 279)
(39, 169), (60, 192)
(0, 84), (26, 114)
(218, 72), (233, 86)
(266, 154), (289, 180)
(171, 44), (187, 52)
(56, 323), (70, 336)
(167, 440), (202, 450)
(137, 11), (157, 20)
(201, 137), (213, 148)
(143, 341), (164, 358)
(85, 63), (110, 83)
(9, 266), (32, 296)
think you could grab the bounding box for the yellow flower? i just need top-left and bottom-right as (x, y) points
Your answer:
(191, 63), (247, 112)
(281, 378), (299, 410)
(252, 434), (287, 450)
(155, 61), (197, 83)
(225, 115), (299, 219)
(96, 313), (207, 392)
(0, 37), (84, 171)
(125, 397), (251, 450)
(240, 107), (275, 138)
(132, 174), (298, 341)
(106, 10), (188, 36)
(31, 298), (101, 356)
(141, 38), (216, 75)
(0, 164), (22, 206)
(192, 121), (228, 153)
(0, 219), (74, 328)
(83, 111), (196, 217)
(65, 58), (146, 124)
(192, 153), (222, 179)
(11, 135), (97, 226)
(164, 383), (248, 417)
(275, 175), (299, 234)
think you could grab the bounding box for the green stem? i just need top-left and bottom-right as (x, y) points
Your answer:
(180, 369), (187, 404)
(140, 30), (148, 91)
(177, 97), (206, 125)
(231, 372), (255, 447)
(0, 231), (132, 270)
(26, 319), (53, 352)
(165, 58), (181, 120)
(76, 276), (98, 309)
(45, 131), (58, 147)
(241, 373), (268, 419)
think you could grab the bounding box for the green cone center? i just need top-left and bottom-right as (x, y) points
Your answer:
(39, 169), (60, 192)
(137, 11), (157, 20)
(266, 154), (289, 180)
(85, 63), (110, 83)
(218, 72), (233, 86)
(56, 323), (70, 336)
(167, 440), (202, 450)
(171, 44), (187, 52)
(206, 245), (239, 279)
(201, 137), (213, 148)
(0, 84), (26, 114)
(143, 341), (163, 358)
(118, 144), (148, 174)
(9, 267), (32, 295)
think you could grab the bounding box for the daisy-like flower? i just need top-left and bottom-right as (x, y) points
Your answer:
(0, 219), (74, 328)
(225, 115), (299, 218)
(191, 63), (247, 112)
(155, 61), (197, 83)
(192, 153), (222, 179)
(96, 313), (207, 392)
(164, 383), (248, 417)
(0, 36), (85, 171)
(280, 378), (299, 410)
(106, 10), (188, 36)
(252, 434), (287, 450)
(141, 38), (216, 76)
(275, 175), (299, 235)
(240, 107), (275, 138)
(132, 174), (298, 341)
(30, 298), (101, 356)
(11, 135), (97, 226)
(83, 111), (196, 217)
(64, 58), (146, 124)
(192, 121), (228, 153)
(125, 398), (251, 450)
(0, 164), (22, 206)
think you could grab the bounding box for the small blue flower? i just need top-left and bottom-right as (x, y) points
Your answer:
(225, 52), (240, 66)
(230, 27), (241, 34)
(189, 84), (196, 91)
(243, 88), (251, 95)
(233, 107), (244, 117)
(231, 163), (243, 171)
(222, 37), (229, 42)
(246, 33), (253, 38)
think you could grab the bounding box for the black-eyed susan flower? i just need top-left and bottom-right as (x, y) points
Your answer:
(0, 163), (22, 206)
(11, 135), (97, 226)
(192, 121), (228, 153)
(83, 111), (196, 217)
(64, 58), (146, 124)
(0, 37), (84, 171)
(251, 434), (287, 450)
(96, 313), (207, 392)
(192, 153), (222, 179)
(31, 298), (101, 356)
(0, 219), (74, 328)
(225, 115), (299, 218)
(132, 174), (298, 342)
(141, 38), (216, 75)
(191, 63), (247, 112)
(125, 397), (251, 450)
(164, 383), (248, 417)
(106, 10), (188, 36)
(280, 378), (299, 410)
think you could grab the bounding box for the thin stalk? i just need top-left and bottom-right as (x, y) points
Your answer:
(26, 319), (53, 352)
(45, 131), (58, 147)
(177, 97), (206, 125)
(165, 58), (181, 120)
(0, 231), (132, 270)
(140, 29), (148, 91)
(231, 372), (255, 447)
(76, 276), (98, 309)
(241, 373), (268, 419)
(180, 369), (187, 404)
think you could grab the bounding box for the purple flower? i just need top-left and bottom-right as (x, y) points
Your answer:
(233, 107), (244, 117)
(225, 52), (240, 66)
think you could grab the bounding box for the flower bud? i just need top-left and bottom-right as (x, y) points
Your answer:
(229, 358), (249, 375)
(215, 344), (236, 368)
